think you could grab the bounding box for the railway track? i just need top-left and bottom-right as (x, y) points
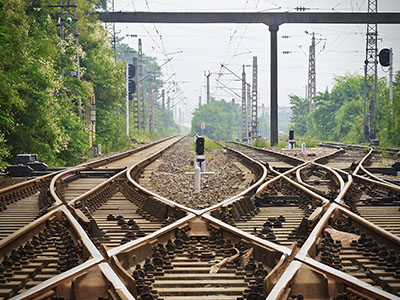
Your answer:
(0, 137), (399, 299)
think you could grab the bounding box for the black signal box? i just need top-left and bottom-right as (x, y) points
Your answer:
(196, 137), (205, 155)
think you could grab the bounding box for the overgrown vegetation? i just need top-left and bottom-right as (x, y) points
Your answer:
(252, 139), (267, 148)
(0, 0), (178, 169)
(289, 73), (400, 147)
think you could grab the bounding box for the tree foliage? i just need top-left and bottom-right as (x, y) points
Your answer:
(0, 0), (178, 169)
(0, 0), (91, 166)
(289, 72), (400, 147)
(191, 100), (241, 141)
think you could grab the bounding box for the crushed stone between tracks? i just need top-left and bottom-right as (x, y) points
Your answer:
(145, 138), (251, 209)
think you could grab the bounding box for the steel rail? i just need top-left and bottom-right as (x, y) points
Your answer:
(230, 141), (305, 166)
(339, 204), (400, 246)
(4, 137), (400, 299)
(313, 147), (345, 164)
(312, 162), (345, 190)
(333, 172), (353, 207)
(295, 163), (344, 196)
(256, 162), (308, 195)
(60, 205), (104, 260)
(299, 256), (400, 300)
(107, 213), (196, 257)
(297, 202), (400, 262)
(49, 166), (84, 206)
(197, 144), (267, 215)
(3, 206), (104, 299)
(0, 137), (176, 199)
(313, 149), (400, 192)
(67, 169), (124, 207)
(252, 160), (329, 206)
(11, 258), (99, 300)
(358, 164), (400, 188)
(263, 253), (291, 296)
(265, 261), (303, 300)
(0, 172), (55, 195)
(352, 172), (400, 192)
(79, 136), (175, 169)
(126, 136), (197, 215)
(64, 137), (185, 207)
(0, 203), (103, 260)
(354, 148), (373, 175)
(281, 173), (330, 206)
(296, 203), (337, 259)
(0, 207), (56, 257)
(98, 262), (136, 300)
(202, 213), (291, 255)
(0, 204), (103, 261)
(356, 149), (400, 189)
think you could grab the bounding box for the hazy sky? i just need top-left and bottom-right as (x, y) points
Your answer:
(111, 0), (400, 122)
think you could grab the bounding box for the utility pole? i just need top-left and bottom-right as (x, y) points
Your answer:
(220, 63), (251, 141)
(167, 95), (171, 110)
(199, 95), (202, 106)
(125, 63), (129, 136)
(206, 71), (211, 105)
(173, 100), (177, 121)
(247, 83), (251, 135)
(104, 0), (116, 58)
(161, 89), (165, 110)
(307, 32), (316, 113)
(132, 57), (140, 130)
(59, 0), (80, 78)
(59, 0), (84, 120)
(249, 56), (258, 140)
(138, 39), (145, 130)
(363, 0), (378, 142)
(389, 48), (393, 102)
(148, 75), (154, 134)
(241, 65), (248, 140)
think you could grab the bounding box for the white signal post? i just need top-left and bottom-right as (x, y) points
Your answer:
(185, 137), (214, 194)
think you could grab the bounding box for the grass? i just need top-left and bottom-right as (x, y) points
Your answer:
(274, 140), (288, 148)
(184, 166), (195, 173)
(252, 139), (268, 148)
(183, 147), (193, 153)
(204, 138), (222, 152)
(299, 137), (318, 148)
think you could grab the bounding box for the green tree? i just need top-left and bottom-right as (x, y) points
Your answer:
(289, 95), (309, 136)
(0, 0), (91, 166)
(377, 71), (400, 147)
(0, 0), (129, 167)
(289, 72), (398, 147)
(191, 100), (241, 141)
(156, 107), (180, 137)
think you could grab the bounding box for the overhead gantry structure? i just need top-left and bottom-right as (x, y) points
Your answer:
(97, 11), (400, 145)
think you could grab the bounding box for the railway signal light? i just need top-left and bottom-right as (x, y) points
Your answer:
(196, 137), (205, 155)
(65, 17), (73, 25)
(379, 48), (391, 67)
(128, 64), (135, 78)
(128, 80), (136, 100)
(128, 64), (136, 100)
